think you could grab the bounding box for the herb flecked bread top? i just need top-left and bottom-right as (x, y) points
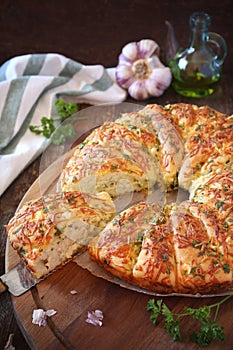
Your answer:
(87, 103), (233, 295)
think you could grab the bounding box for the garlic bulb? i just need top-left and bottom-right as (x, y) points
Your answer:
(116, 39), (172, 100)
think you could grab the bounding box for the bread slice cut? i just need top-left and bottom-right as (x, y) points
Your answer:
(88, 198), (233, 295)
(171, 201), (233, 294)
(132, 205), (176, 293)
(6, 191), (115, 279)
(88, 201), (161, 283)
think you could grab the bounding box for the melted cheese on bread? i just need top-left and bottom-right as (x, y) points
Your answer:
(89, 199), (233, 294)
(7, 191), (115, 279)
(116, 109), (184, 190)
(88, 201), (161, 282)
(61, 122), (160, 196)
(7, 103), (233, 295)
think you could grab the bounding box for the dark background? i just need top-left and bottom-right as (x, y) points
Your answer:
(0, 0), (232, 72)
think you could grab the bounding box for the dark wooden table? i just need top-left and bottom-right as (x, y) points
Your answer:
(0, 0), (233, 349)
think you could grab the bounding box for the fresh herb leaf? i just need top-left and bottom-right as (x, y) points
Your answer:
(215, 201), (225, 210)
(55, 99), (78, 121)
(19, 247), (26, 255)
(29, 116), (55, 139)
(147, 295), (232, 347)
(184, 305), (211, 320)
(161, 303), (182, 340)
(146, 299), (162, 325)
(29, 99), (78, 144)
(222, 263), (230, 273)
(190, 320), (224, 347)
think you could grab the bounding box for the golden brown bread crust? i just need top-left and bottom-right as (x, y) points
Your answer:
(144, 103), (233, 190)
(62, 102), (232, 197)
(88, 103), (233, 295)
(7, 102), (233, 294)
(89, 200), (233, 295)
(190, 163), (233, 217)
(116, 108), (184, 190)
(61, 122), (160, 196)
(132, 205), (176, 294)
(170, 202), (233, 294)
(7, 191), (115, 279)
(88, 201), (162, 281)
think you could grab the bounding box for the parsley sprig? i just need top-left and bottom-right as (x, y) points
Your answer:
(54, 99), (78, 121)
(147, 295), (232, 347)
(29, 116), (55, 138)
(29, 99), (78, 144)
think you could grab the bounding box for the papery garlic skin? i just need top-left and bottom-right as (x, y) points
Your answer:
(32, 308), (57, 327)
(32, 309), (47, 327)
(86, 309), (104, 327)
(116, 39), (172, 100)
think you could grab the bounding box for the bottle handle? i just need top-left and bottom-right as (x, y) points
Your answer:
(207, 32), (227, 66)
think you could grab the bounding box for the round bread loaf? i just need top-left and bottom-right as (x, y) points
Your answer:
(87, 103), (233, 295)
(6, 103), (233, 294)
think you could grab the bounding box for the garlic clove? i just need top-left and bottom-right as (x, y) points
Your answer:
(148, 54), (166, 69)
(118, 52), (132, 65)
(145, 67), (172, 96)
(128, 80), (150, 100)
(122, 42), (138, 62)
(137, 39), (160, 59)
(115, 64), (135, 89)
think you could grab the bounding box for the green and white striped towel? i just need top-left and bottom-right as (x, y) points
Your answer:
(0, 53), (127, 196)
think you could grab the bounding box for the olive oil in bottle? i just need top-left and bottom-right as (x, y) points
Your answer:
(169, 12), (227, 98)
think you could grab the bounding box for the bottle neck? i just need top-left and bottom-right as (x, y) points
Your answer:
(189, 12), (210, 50)
(189, 26), (208, 49)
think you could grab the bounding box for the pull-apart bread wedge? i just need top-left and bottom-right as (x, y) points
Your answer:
(88, 201), (162, 282)
(190, 163), (233, 217)
(6, 191), (115, 279)
(88, 200), (233, 295)
(144, 103), (233, 190)
(115, 108), (184, 190)
(61, 122), (161, 197)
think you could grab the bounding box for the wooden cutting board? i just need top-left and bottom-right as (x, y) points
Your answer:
(6, 104), (233, 350)
(6, 155), (233, 350)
